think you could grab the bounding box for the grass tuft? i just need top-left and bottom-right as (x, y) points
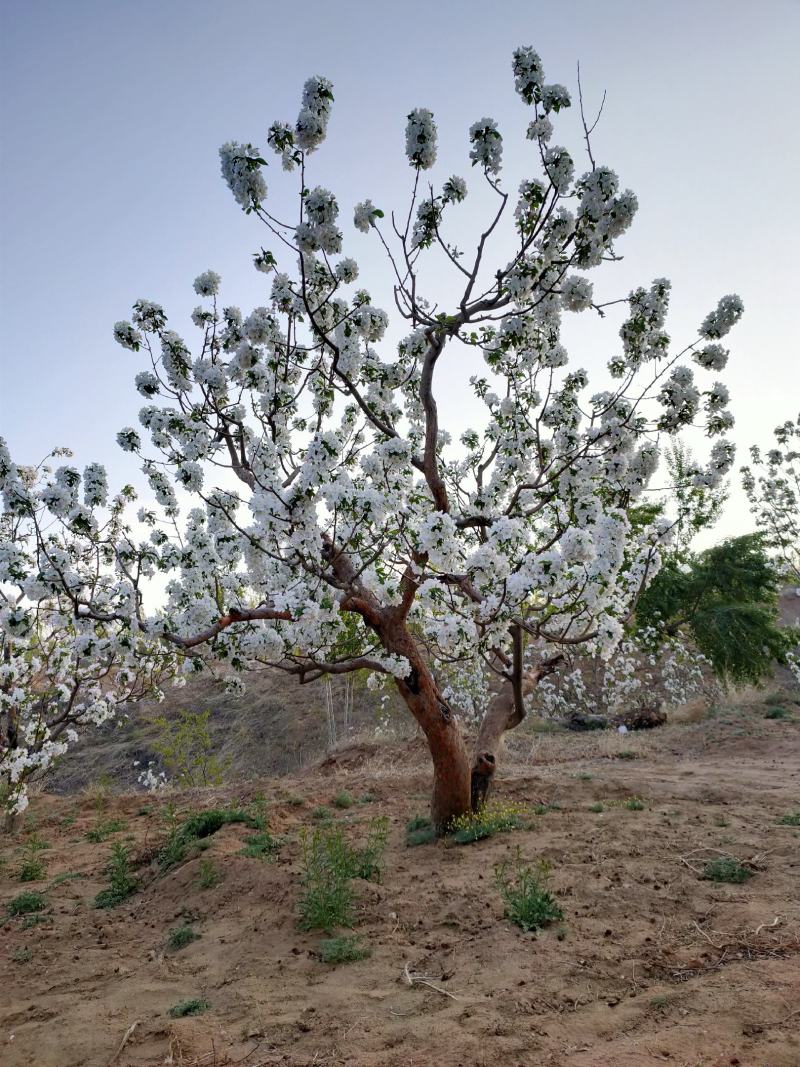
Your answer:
(7, 890), (47, 917)
(332, 791), (355, 809)
(93, 842), (138, 908)
(777, 811), (800, 827)
(701, 856), (752, 884)
(319, 934), (371, 964)
(495, 848), (563, 932)
(168, 998), (209, 1018)
(166, 924), (200, 951)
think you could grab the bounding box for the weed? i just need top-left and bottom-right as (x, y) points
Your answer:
(197, 858), (222, 889)
(94, 843), (138, 908)
(50, 871), (82, 887)
(448, 800), (529, 845)
(650, 994), (669, 1009)
(347, 817), (389, 881)
(777, 812), (800, 827)
(713, 815), (729, 827)
(405, 815), (436, 847)
(625, 797), (645, 811)
(332, 791), (355, 809)
(701, 856), (752, 884)
(158, 807), (259, 872)
(240, 831), (279, 860)
(21, 913), (46, 929)
(495, 849), (563, 932)
(297, 825), (355, 931)
(311, 805), (332, 822)
(359, 792), (377, 805)
(166, 924), (200, 951)
(86, 817), (127, 843)
(7, 891), (47, 917)
(615, 750), (639, 760)
(285, 795), (304, 807)
(764, 705), (790, 720)
(532, 803), (560, 815)
(12, 947), (33, 964)
(168, 998), (209, 1018)
(17, 841), (47, 882)
(319, 935), (370, 964)
(574, 773), (593, 781)
(588, 803), (604, 814)
(250, 792), (269, 829)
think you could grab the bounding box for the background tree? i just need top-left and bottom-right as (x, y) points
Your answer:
(2, 47), (744, 831)
(741, 414), (800, 584)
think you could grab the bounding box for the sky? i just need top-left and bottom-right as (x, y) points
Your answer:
(1, 0), (799, 543)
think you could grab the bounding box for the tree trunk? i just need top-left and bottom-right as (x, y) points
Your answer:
(387, 627), (472, 835)
(471, 656), (563, 810)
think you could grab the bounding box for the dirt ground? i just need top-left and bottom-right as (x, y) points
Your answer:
(2, 691), (799, 1067)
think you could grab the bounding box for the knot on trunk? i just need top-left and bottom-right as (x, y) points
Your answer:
(470, 751), (496, 812)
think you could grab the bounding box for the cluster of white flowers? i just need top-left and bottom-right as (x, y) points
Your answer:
(219, 142), (267, 210)
(405, 108), (437, 169)
(296, 75), (334, 153)
(469, 118), (503, 175)
(741, 414), (800, 582)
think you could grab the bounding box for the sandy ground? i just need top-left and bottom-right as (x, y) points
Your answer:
(2, 692), (799, 1067)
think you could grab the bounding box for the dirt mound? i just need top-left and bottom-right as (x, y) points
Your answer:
(2, 691), (800, 1067)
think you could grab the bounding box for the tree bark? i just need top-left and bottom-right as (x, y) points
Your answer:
(386, 625), (472, 834)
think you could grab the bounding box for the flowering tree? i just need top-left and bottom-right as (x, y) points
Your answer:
(3, 47), (743, 831)
(0, 446), (178, 816)
(741, 415), (800, 584)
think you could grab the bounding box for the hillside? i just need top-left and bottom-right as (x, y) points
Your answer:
(2, 688), (800, 1067)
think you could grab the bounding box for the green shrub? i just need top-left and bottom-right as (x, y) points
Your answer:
(448, 801), (528, 845)
(764, 705), (790, 720)
(168, 998), (209, 1018)
(495, 849), (563, 932)
(12, 946), (33, 964)
(588, 803), (604, 814)
(86, 818), (127, 843)
(311, 805), (332, 822)
(7, 890), (46, 917)
(346, 817), (389, 881)
(625, 797), (645, 811)
(777, 811), (800, 827)
(151, 709), (230, 787)
(240, 831), (279, 860)
(358, 792), (377, 805)
(701, 856), (752, 884)
(18, 849), (47, 883)
(197, 857), (222, 889)
(158, 807), (258, 872)
(320, 935), (370, 964)
(94, 843), (138, 908)
(332, 791), (355, 809)
(298, 825), (355, 931)
(532, 803), (560, 815)
(166, 924), (200, 951)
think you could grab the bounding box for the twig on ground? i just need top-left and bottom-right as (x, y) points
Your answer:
(107, 1020), (140, 1066)
(754, 916), (781, 936)
(403, 961), (458, 999)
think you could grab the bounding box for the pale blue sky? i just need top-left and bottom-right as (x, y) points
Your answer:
(1, 0), (799, 539)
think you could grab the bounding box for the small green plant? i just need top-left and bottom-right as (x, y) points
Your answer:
(495, 849), (563, 932)
(405, 814), (435, 847)
(158, 807), (259, 871)
(86, 817), (128, 843)
(777, 811), (800, 827)
(297, 825), (355, 931)
(250, 792), (269, 828)
(197, 857), (222, 889)
(167, 924), (200, 951)
(311, 805), (332, 822)
(588, 803), (604, 814)
(764, 705), (790, 720)
(532, 803), (560, 815)
(650, 994), (669, 1009)
(17, 840), (48, 882)
(284, 794), (304, 807)
(625, 797), (645, 811)
(701, 856), (753, 884)
(151, 708), (230, 787)
(347, 817), (389, 881)
(615, 750), (639, 760)
(11, 946), (33, 964)
(319, 934), (370, 964)
(50, 871), (82, 887)
(240, 831), (279, 860)
(168, 998), (210, 1018)
(94, 842), (138, 908)
(448, 800), (529, 845)
(7, 890), (47, 917)
(358, 792), (377, 805)
(574, 772), (593, 781)
(332, 791), (355, 809)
